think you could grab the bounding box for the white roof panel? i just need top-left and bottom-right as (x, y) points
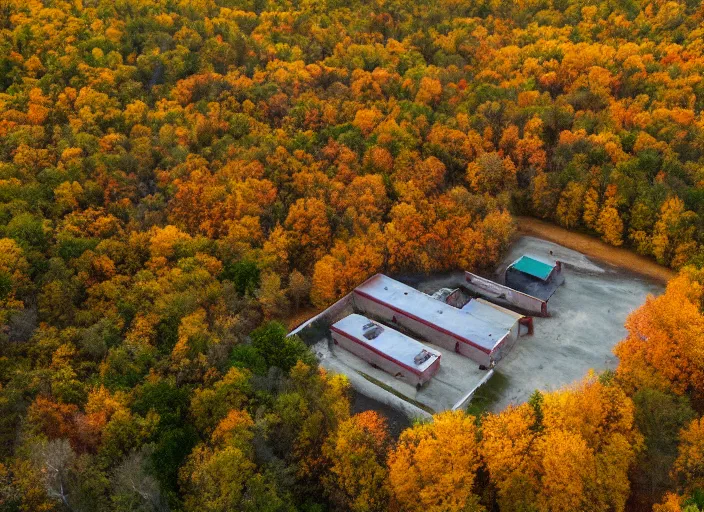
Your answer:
(354, 275), (513, 354)
(331, 314), (440, 374)
(461, 298), (523, 330)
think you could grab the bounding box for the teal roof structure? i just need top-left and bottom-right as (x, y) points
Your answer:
(509, 255), (555, 281)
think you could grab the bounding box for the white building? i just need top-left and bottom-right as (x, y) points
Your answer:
(330, 314), (441, 388)
(353, 274), (523, 367)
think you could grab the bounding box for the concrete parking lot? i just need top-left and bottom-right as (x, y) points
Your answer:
(470, 236), (664, 412)
(313, 335), (493, 415)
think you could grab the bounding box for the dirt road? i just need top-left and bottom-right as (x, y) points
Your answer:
(515, 216), (675, 284)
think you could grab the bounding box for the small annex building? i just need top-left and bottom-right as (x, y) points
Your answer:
(330, 314), (441, 388)
(432, 287), (533, 335)
(352, 274), (523, 367)
(461, 298), (533, 336)
(505, 255), (564, 303)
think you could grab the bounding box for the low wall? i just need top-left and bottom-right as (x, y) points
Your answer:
(464, 272), (548, 317)
(451, 368), (495, 411)
(288, 293), (354, 345)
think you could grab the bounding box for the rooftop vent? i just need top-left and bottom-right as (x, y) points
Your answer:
(414, 350), (432, 365)
(362, 322), (383, 340)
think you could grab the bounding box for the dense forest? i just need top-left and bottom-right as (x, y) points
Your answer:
(2, 0), (704, 510)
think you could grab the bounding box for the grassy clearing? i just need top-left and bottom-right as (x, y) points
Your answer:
(466, 371), (510, 418)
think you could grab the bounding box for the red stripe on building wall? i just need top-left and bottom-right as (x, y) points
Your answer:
(353, 289), (493, 355)
(329, 325), (428, 376)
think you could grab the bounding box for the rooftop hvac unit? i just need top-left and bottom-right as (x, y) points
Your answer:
(414, 349), (432, 365)
(362, 322), (383, 340)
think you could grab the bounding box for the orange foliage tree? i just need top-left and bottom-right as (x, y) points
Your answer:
(615, 268), (704, 405)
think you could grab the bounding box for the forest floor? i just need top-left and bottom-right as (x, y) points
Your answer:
(515, 216), (675, 284)
(287, 308), (319, 331)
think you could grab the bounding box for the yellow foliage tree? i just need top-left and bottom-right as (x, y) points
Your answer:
(466, 152), (517, 196)
(531, 171), (555, 218)
(323, 411), (390, 512)
(180, 409), (256, 512)
(0, 238), (29, 324)
(536, 429), (593, 512)
(652, 197), (698, 268)
(583, 187), (600, 230)
(415, 77), (443, 105)
(597, 197), (624, 246)
(481, 374), (640, 512)
(672, 417), (704, 494)
(556, 182), (586, 229)
(310, 255), (340, 308)
(285, 197), (332, 265)
(480, 404), (540, 511)
(256, 271), (288, 320)
(387, 411), (484, 512)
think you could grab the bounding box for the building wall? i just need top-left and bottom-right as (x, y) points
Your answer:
(548, 262), (565, 286)
(507, 320), (520, 344)
(491, 331), (520, 363)
(465, 271), (548, 316)
(353, 292), (493, 367)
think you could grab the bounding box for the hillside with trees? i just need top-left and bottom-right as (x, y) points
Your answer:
(1, 0), (704, 510)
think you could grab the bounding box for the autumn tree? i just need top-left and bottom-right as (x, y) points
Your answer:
(285, 198), (332, 268)
(310, 255), (341, 308)
(556, 182), (586, 229)
(652, 197), (699, 268)
(481, 373), (640, 512)
(388, 411), (484, 512)
(480, 403), (540, 511)
(288, 270), (310, 311)
(615, 267), (704, 405)
(384, 202), (431, 272)
(466, 152), (517, 196)
(0, 238), (29, 325)
(393, 154), (446, 195)
(597, 185), (624, 246)
(323, 411), (390, 512)
(179, 410), (258, 512)
(582, 187), (600, 231)
(256, 271), (289, 320)
(672, 418), (704, 495)
(531, 171), (557, 219)
(267, 362), (351, 500)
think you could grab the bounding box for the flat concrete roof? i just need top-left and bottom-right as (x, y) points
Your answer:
(354, 275), (511, 354)
(461, 298), (523, 330)
(331, 314), (440, 375)
(509, 255), (556, 281)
